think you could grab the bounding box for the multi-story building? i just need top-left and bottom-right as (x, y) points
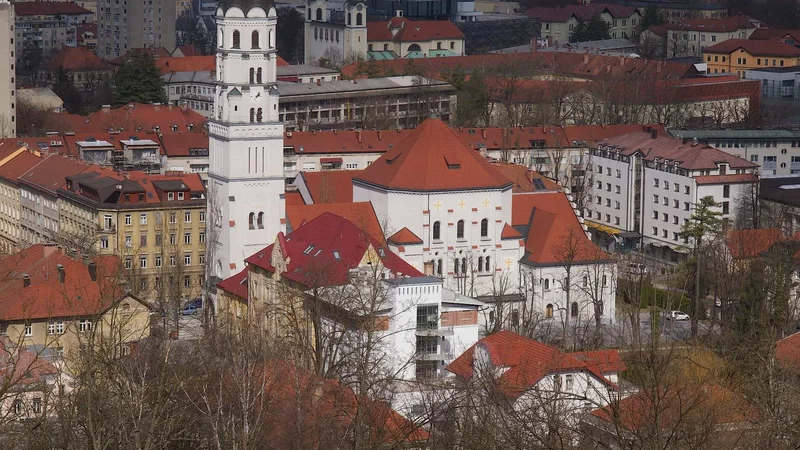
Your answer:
(277, 76), (456, 131)
(365, 14), (465, 59)
(668, 129), (800, 176)
(96, 0), (176, 60)
(18, 155), (90, 247)
(159, 133), (210, 181)
(653, 15), (762, 58)
(58, 170), (207, 301)
(759, 177), (800, 236)
(0, 244), (152, 361)
(0, 149), (43, 253)
(304, 0), (368, 66)
(586, 128), (759, 260)
(588, 0), (727, 24)
(14, 1), (93, 68)
(65, 132), (162, 174)
(525, 3), (642, 44)
(40, 46), (115, 92)
(745, 66), (800, 102)
(703, 39), (800, 78)
(0, 0), (14, 138)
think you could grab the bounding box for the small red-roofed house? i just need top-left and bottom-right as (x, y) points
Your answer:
(776, 331), (800, 373)
(40, 46), (114, 91)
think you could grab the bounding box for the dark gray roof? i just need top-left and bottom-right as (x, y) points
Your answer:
(152, 180), (189, 191)
(384, 276), (442, 286)
(760, 177), (800, 208)
(747, 66), (800, 74)
(218, 0), (273, 13)
(669, 129), (800, 140)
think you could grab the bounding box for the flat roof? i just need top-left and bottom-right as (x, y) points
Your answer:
(276, 64), (340, 76)
(670, 129), (800, 139)
(276, 76), (452, 98)
(76, 140), (113, 147)
(761, 176), (800, 207)
(746, 66), (800, 74)
(121, 139), (159, 146)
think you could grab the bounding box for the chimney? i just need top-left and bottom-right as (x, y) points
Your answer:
(356, 130), (362, 143)
(88, 262), (97, 282)
(101, 104), (111, 111)
(530, 37), (537, 53)
(70, 248), (79, 260)
(22, 274), (30, 288)
(180, 103), (188, 112)
(82, 254), (91, 266)
(583, 53), (589, 64)
(316, 79), (321, 86)
(395, 9), (403, 17)
(56, 264), (65, 284)
(481, 128), (487, 139)
(651, 129), (658, 139)
(377, 130), (382, 140)
(657, 61), (663, 73)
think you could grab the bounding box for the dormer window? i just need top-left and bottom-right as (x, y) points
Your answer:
(168, 192), (174, 201)
(303, 245), (314, 255)
(178, 192), (184, 200)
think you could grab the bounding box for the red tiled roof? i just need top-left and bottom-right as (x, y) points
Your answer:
(726, 228), (784, 260)
(659, 14), (760, 33)
(297, 170), (359, 204)
(512, 192), (609, 265)
(45, 46), (112, 71)
(15, 1), (92, 15)
(749, 28), (800, 42)
(158, 133), (209, 156)
(155, 55), (215, 74)
(367, 17), (464, 42)
(776, 332), (800, 372)
(354, 118), (512, 192)
(564, 124), (666, 145)
(491, 163), (560, 193)
(173, 45), (201, 57)
(446, 331), (614, 398)
(61, 131), (161, 157)
(571, 349), (626, 374)
(0, 245), (134, 321)
(0, 340), (61, 388)
(245, 213), (422, 287)
(599, 131), (758, 171)
(387, 227), (423, 245)
(285, 191), (305, 206)
(277, 56), (290, 66)
(285, 129), (411, 154)
(53, 104), (206, 134)
(285, 202), (386, 244)
(500, 223), (523, 240)
(76, 23), (97, 45)
(19, 154), (89, 195)
(695, 173), (759, 185)
(0, 151), (43, 185)
(216, 268), (248, 301)
(591, 384), (758, 431)
(704, 38), (800, 57)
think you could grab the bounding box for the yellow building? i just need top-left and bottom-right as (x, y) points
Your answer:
(0, 244), (151, 362)
(0, 145), (42, 253)
(58, 169), (207, 303)
(703, 39), (800, 77)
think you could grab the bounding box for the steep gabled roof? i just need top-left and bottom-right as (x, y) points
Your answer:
(727, 228), (785, 260)
(354, 118), (512, 192)
(387, 227), (423, 245)
(285, 202), (386, 244)
(704, 38), (800, 57)
(776, 332), (800, 372)
(491, 163), (560, 193)
(19, 155), (89, 195)
(297, 170), (360, 204)
(244, 213), (422, 287)
(512, 192), (609, 265)
(216, 268), (248, 301)
(446, 331), (615, 398)
(45, 46), (112, 71)
(0, 151), (43, 186)
(366, 17), (464, 42)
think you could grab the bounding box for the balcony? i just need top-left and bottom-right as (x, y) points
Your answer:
(415, 325), (454, 337)
(415, 350), (452, 361)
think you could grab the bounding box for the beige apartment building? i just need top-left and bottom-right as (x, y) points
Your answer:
(0, 0), (14, 138)
(526, 4), (642, 44)
(97, 0), (176, 59)
(0, 147), (42, 253)
(655, 15), (763, 58)
(0, 244), (151, 361)
(57, 170), (207, 303)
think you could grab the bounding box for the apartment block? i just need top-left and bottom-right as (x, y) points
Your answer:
(0, 0), (14, 137)
(703, 39), (800, 77)
(14, 1), (93, 68)
(658, 15), (762, 58)
(586, 128), (758, 260)
(97, 0), (176, 60)
(525, 4), (642, 44)
(58, 170), (207, 302)
(669, 129), (800, 176)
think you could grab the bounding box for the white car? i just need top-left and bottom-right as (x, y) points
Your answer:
(667, 310), (690, 321)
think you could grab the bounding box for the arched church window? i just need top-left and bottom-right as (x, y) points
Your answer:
(456, 220), (464, 239)
(480, 218), (488, 237)
(256, 108), (263, 123)
(218, 30), (223, 47)
(248, 212), (255, 229)
(356, 12), (363, 25)
(232, 30), (240, 49)
(478, 256), (483, 272)
(316, 8), (322, 20)
(335, 30), (339, 42)
(269, 29), (274, 48)
(257, 212), (264, 229)
(461, 257), (467, 274)
(249, 68), (254, 84)
(257, 68), (262, 83)
(546, 304), (554, 318)
(408, 43), (421, 52)
(436, 259), (442, 276)
(249, 108), (255, 122)
(347, 13), (351, 25)
(485, 256), (490, 272)
(307, 8), (311, 20)
(251, 30), (260, 49)
(571, 302), (578, 317)
(432, 221), (441, 240)
(314, 28), (318, 39)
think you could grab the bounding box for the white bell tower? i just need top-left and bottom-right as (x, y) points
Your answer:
(208, 0), (285, 278)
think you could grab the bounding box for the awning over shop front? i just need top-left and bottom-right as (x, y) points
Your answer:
(585, 220), (621, 235)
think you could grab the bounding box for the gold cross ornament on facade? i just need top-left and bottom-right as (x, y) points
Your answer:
(504, 258), (513, 270)
(433, 200), (443, 210)
(482, 197), (491, 208)
(457, 200), (467, 209)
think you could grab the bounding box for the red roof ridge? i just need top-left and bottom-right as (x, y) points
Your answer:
(387, 227), (423, 245)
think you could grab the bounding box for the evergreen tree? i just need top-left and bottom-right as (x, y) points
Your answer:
(52, 67), (83, 114)
(570, 15), (611, 43)
(640, 5), (664, 29)
(114, 53), (167, 106)
(455, 70), (489, 127)
(276, 6), (304, 64)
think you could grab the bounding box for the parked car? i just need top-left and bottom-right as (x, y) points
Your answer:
(667, 310), (690, 321)
(180, 299), (202, 316)
(626, 263), (648, 275)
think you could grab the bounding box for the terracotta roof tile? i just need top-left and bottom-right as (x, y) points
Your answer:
(297, 170), (359, 204)
(0, 151), (43, 185)
(367, 17), (464, 42)
(285, 191), (305, 206)
(776, 332), (800, 372)
(491, 163), (560, 193)
(387, 227), (423, 245)
(513, 192), (609, 265)
(285, 202), (385, 244)
(156, 55), (215, 74)
(159, 133), (209, 156)
(354, 118), (512, 192)
(695, 173), (758, 185)
(52, 104), (206, 134)
(45, 46), (112, 71)
(245, 213), (421, 287)
(500, 223), (522, 239)
(19, 155), (89, 195)
(571, 349), (626, 374)
(726, 228), (784, 260)
(704, 38), (800, 57)
(749, 28), (800, 42)
(446, 331), (615, 398)
(216, 268), (248, 301)
(15, 1), (92, 15)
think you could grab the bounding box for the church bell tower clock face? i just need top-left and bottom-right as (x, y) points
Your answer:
(250, 90), (263, 103)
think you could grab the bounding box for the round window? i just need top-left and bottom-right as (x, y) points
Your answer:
(782, 148), (788, 154)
